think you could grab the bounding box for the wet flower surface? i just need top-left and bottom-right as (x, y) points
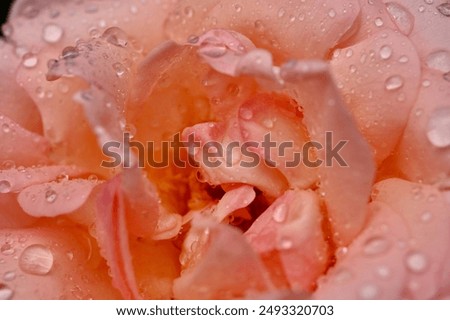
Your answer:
(0, 0), (449, 299)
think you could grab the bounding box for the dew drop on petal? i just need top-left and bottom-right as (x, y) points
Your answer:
(385, 75), (404, 91)
(328, 9), (337, 18)
(385, 2), (414, 35)
(45, 189), (58, 203)
(379, 45), (393, 60)
(3, 271), (16, 282)
(199, 45), (227, 58)
(277, 237), (293, 250)
(426, 107), (450, 148)
(22, 53), (38, 68)
(405, 252), (428, 273)
(363, 237), (391, 256)
(425, 50), (450, 73)
(113, 62), (126, 77)
(0, 284), (13, 300)
(333, 268), (353, 284)
(437, 3), (450, 16)
(0, 180), (12, 194)
(398, 55), (409, 63)
(272, 203), (287, 223)
(19, 244), (54, 276)
(102, 27), (129, 48)
(42, 23), (64, 44)
(359, 284), (379, 299)
(421, 211), (433, 223)
(62, 46), (79, 59)
(376, 266), (391, 279)
(0, 243), (14, 256)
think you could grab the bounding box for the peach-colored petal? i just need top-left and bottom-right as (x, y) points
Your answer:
(382, 0), (450, 60)
(330, 29), (421, 163)
(315, 179), (450, 299)
(165, 0), (361, 60)
(95, 175), (141, 299)
(0, 40), (42, 134)
(237, 93), (318, 189)
(0, 114), (50, 167)
(174, 217), (273, 299)
(281, 60), (375, 246)
(0, 165), (86, 193)
(246, 190), (329, 292)
(17, 179), (98, 218)
(0, 227), (120, 299)
(0, 193), (37, 229)
(182, 120), (288, 198)
(395, 68), (450, 183)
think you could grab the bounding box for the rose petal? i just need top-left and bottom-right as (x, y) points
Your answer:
(0, 193), (37, 228)
(174, 217), (273, 299)
(315, 179), (450, 299)
(17, 179), (98, 218)
(395, 68), (450, 183)
(0, 227), (120, 299)
(246, 190), (329, 292)
(165, 0), (361, 60)
(330, 29), (421, 164)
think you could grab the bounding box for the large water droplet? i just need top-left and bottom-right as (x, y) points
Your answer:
(359, 284), (379, 299)
(42, 23), (63, 43)
(102, 27), (129, 48)
(0, 180), (11, 194)
(379, 45), (393, 60)
(385, 2), (414, 35)
(425, 50), (450, 73)
(45, 189), (58, 203)
(385, 75), (404, 91)
(272, 203), (287, 223)
(0, 284), (13, 300)
(19, 244), (54, 276)
(363, 237), (391, 256)
(405, 252), (428, 273)
(437, 3), (450, 16)
(426, 107), (450, 148)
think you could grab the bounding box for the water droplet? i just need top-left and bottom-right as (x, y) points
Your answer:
(1, 24), (13, 38)
(349, 64), (357, 73)
(345, 49), (353, 58)
(102, 27), (128, 48)
(379, 45), (393, 60)
(421, 211), (433, 223)
(42, 23), (63, 44)
(239, 108), (254, 120)
(254, 20), (265, 32)
(277, 237), (293, 250)
(184, 6), (194, 18)
(130, 5), (138, 14)
(272, 203), (287, 223)
(113, 62), (126, 77)
(359, 284), (379, 299)
(21, 4), (39, 19)
(422, 79), (431, 87)
(398, 55), (409, 63)
(426, 50), (450, 73)
(66, 251), (74, 261)
(234, 4), (242, 13)
(385, 2), (414, 35)
(0, 284), (13, 300)
(84, 3), (99, 13)
(0, 180), (12, 193)
(385, 75), (404, 91)
(19, 244), (54, 276)
(45, 189), (58, 203)
(88, 174), (98, 183)
(328, 9), (337, 18)
(278, 7), (286, 18)
(0, 243), (14, 256)
(22, 53), (38, 68)
(418, 5), (426, 12)
(405, 252), (428, 273)
(426, 107), (450, 148)
(333, 268), (352, 283)
(3, 271), (16, 281)
(263, 118), (274, 129)
(374, 17), (384, 27)
(62, 46), (79, 59)
(187, 35), (199, 44)
(363, 237), (391, 256)
(1, 122), (11, 133)
(376, 266), (391, 279)
(437, 3), (450, 16)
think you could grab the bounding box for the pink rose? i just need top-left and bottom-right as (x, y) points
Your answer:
(0, 0), (449, 300)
